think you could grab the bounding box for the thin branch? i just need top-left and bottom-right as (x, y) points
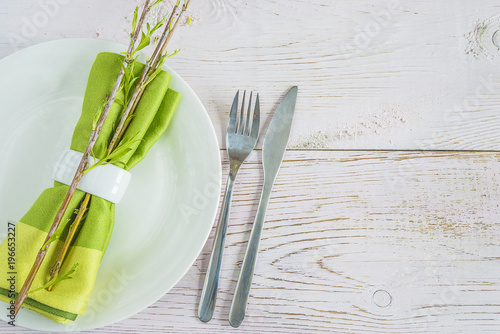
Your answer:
(13, 0), (153, 316)
(45, 0), (190, 295)
(46, 193), (91, 291)
(15, 0), (191, 317)
(47, 1), (181, 283)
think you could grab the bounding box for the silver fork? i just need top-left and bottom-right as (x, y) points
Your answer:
(198, 90), (260, 323)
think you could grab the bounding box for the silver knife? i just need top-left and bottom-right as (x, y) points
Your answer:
(229, 86), (298, 327)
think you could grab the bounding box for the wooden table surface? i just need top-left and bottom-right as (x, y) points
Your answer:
(1, 0), (500, 333)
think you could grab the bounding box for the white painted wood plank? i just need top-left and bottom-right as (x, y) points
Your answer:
(2, 150), (499, 333)
(1, 1), (500, 149)
(1, 0), (500, 333)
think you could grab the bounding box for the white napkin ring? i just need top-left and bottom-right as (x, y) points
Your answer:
(51, 149), (131, 204)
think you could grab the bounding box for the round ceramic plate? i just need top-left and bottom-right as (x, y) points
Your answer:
(0, 39), (221, 331)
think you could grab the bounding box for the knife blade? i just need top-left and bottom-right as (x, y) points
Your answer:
(229, 86), (298, 328)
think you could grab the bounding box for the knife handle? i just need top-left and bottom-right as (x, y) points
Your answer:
(229, 182), (272, 327)
(198, 172), (236, 322)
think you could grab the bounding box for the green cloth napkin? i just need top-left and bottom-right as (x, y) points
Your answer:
(0, 52), (181, 324)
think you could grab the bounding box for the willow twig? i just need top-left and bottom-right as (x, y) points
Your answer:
(46, 193), (91, 290)
(47, 0), (191, 292)
(13, 0), (153, 316)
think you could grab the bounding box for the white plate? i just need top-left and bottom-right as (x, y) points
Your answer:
(0, 39), (221, 332)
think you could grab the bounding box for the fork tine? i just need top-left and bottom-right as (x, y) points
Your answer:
(244, 91), (253, 135)
(250, 93), (260, 140)
(228, 90), (239, 134)
(238, 90), (246, 134)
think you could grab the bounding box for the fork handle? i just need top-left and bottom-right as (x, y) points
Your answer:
(229, 182), (272, 327)
(198, 171), (237, 322)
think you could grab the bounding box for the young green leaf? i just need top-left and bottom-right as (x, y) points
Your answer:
(42, 217), (72, 251)
(107, 148), (133, 162)
(115, 98), (125, 107)
(143, 67), (163, 88)
(150, 0), (163, 8)
(85, 133), (141, 173)
(160, 49), (180, 67)
(133, 18), (164, 54)
(169, 17), (176, 31)
(152, 18), (165, 32)
(106, 133), (141, 162)
(89, 145), (98, 170)
(92, 100), (107, 131)
(171, 49), (181, 57)
(120, 60), (128, 74)
(131, 6), (139, 33)
(122, 60), (135, 82)
(126, 76), (140, 97)
(29, 263), (79, 294)
(135, 31), (151, 53)
(83, 157), (106, 174)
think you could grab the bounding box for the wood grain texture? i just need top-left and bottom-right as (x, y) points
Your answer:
(3, 151), (500, 333)
(1, 1), (500, 149)
(1, 0), (500, 333)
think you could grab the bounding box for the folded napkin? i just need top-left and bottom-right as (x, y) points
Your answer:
(0, 52), (181, 324)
